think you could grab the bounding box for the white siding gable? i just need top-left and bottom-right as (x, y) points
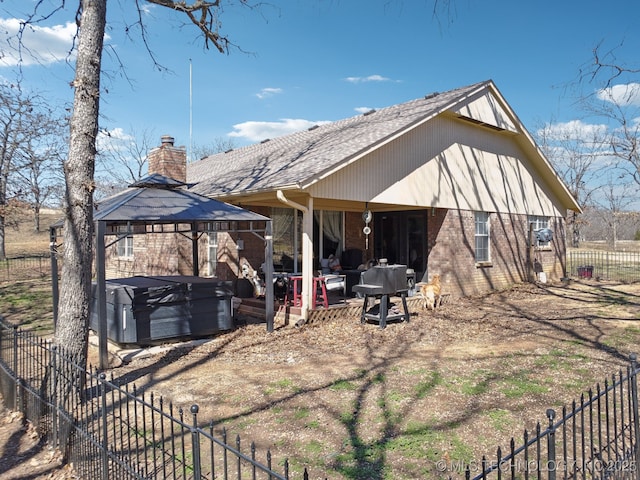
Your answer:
(308, 116), (564, 217)
(452, 90), (519, 133)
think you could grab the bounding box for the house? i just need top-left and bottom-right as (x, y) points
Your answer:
(140, 80), (580, 321)
(186, 81), (579, 304)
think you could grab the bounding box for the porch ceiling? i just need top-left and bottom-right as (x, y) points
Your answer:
(215, 190), (429, 213)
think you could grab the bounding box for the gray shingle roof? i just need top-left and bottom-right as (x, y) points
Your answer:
(187, 81), (491, 197)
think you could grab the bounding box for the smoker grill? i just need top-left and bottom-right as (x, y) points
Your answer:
(352, 265), (410, 328)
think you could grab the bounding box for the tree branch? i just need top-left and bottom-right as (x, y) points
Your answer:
(144, 0), (248, 54)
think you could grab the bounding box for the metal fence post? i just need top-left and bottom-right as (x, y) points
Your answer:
(191, 404), (201, 479)
(547, 409), (557, 480)
(51, 346), (58, 449)
(99, 373), (109, 480)
(630, 354), (640, 480)
(12, 325), (18, 411)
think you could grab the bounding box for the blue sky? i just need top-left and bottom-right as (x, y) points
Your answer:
(1, 1), (639, 171)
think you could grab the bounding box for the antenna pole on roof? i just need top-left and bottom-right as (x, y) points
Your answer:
(189, 58), (193, 163)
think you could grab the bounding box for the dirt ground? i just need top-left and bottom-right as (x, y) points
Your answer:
(2, 279), (640, 479)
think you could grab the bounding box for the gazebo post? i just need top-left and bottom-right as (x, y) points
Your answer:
(191, 222), (199, 276)
(95, 220), (108, 370)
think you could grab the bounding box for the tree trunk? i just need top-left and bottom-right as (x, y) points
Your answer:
(0, 173), (6, 261)
(571, 211), (580, 248)
(54, 0), (107, 367)
(33, 204), (40, 232)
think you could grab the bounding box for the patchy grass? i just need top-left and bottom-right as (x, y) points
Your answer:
(0, 279), (54, 334)
(3, 279), (640, 479)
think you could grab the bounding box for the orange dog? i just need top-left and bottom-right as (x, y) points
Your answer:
(419, 274), (441, 310)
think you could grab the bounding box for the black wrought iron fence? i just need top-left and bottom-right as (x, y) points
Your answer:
(0, 320), (308, 479)
(0, 254), (52, 282)
(441, 355), (640, 480)
(568, 250), (640, 283)
(2, 317), (640, 480)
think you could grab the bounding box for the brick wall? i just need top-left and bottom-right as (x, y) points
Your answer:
(427, 209), (566, 297)
(344, 211), (371, 262)
(103, 197), (567, 300)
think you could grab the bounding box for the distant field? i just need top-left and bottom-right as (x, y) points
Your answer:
(574, 240), (640, 252)
(4, 212), (61, 257)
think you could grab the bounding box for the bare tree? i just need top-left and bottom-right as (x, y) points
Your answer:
(594, 176), (637, 249)
(535, 119), (610, 247)
(0, 81), (59, 258)
(190, 137), (238, 161)
(12, 108), (67, 231)
(94, 127), (156, 197)
(8, 0), (256, 370)
(577, 42), (640, 191)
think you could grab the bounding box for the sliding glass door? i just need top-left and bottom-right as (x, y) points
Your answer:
(374, 210), (427, 280)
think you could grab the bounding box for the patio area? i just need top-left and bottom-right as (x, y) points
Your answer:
(236, 291), (426, 328)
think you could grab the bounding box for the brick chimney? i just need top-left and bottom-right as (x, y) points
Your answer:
(148, 135), (187, 182)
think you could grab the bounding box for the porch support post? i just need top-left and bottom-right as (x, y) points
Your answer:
(301, 197), (314, 320)
(264, 220), (274, 332)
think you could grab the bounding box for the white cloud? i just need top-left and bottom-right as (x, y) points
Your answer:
(344, 74), (393, 84)
(354, 107), (373, 114)
(228, 118), (329, 142)
(596, 83), (640, 107)
(539, 119), (608, 141)
(97, 127), (135, 152)
(256, 87), (283, 99)
(0, 18), (77, 66)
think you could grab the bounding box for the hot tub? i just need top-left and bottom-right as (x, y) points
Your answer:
(90, 275), (234, 345)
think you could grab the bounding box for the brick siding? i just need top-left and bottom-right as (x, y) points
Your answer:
(426, 209), (566, 297)
(104, 200), (566, 300)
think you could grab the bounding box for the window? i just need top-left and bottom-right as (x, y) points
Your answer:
(313, 210), (343, 260)
(475, 212), (490, 263)
(207, 232), (218, 277)
(529, 216), (550, 247)
(116, 226), (133, 258)
(271, 207), (301, 272)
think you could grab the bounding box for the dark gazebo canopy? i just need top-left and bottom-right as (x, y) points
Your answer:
(50, 174), (274, 369)
(94, 173), (269, 224)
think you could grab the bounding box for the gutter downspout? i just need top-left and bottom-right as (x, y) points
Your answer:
(276, 190), (308, 214)
(276, 190), (312, 322)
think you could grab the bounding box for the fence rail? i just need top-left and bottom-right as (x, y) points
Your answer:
(0, 320), (307, 479)
(568, 250), (640, 283)
(0, 254), (52, 282)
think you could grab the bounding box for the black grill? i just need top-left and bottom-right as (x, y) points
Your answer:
(352, 265), (410, 328)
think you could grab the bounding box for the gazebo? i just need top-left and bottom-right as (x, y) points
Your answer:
(50, 174), (274, 370)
